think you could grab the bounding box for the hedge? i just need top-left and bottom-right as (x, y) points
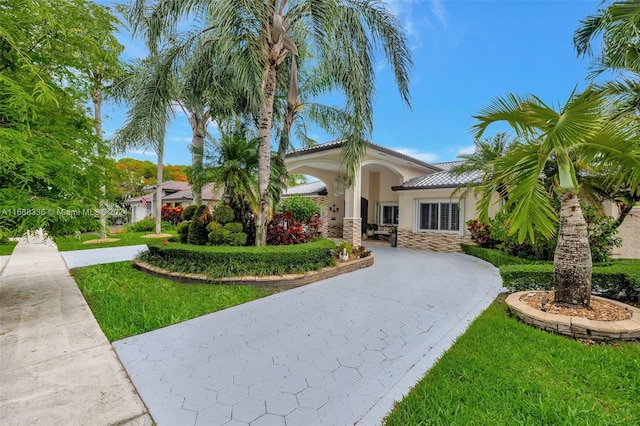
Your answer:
(138, 238), (336, 279)
(460, 244), (533, 267)
(461, 244), (639, 303)
(500, 263), (640, 303)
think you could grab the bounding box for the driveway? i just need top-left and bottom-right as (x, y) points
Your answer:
(114, 246), (504, 426)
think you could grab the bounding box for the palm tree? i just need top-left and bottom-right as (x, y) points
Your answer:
(450, 132), (513, 202)
(473, 88), (640, 307)
(574, 0), (640, 118)
(129, 0), (413, 246)
(113, 52), (176, 235)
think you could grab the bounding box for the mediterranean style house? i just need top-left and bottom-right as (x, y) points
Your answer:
(284, 140), (639, 257)
(284, 141), (501, 251)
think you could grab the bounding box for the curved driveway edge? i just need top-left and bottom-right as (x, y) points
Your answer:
(114, 245), (504, 426)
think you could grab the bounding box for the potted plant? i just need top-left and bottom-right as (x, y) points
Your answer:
(366, 223), (378, 238)
(389, 226), (397, 247)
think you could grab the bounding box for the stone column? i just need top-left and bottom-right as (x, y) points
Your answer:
(342, 166), (362, 247)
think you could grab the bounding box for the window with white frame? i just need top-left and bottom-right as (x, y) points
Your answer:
(378, 203), (399, 225)
(418, 202), (460, 231)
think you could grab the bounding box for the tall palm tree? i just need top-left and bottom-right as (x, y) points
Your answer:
(473, 88), (640, 307)
(113, 52), (176, 235)
(129, 0), (413, 246)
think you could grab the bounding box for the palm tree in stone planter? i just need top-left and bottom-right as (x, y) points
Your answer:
(473, 87), (640, 307)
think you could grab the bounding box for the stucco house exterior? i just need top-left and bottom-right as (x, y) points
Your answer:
(124, 181), (221, 223)
(284, 141), (501, 251)
(284, 141), (637, 257)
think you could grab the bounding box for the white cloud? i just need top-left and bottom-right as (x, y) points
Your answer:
(430, 0), (447, 27)
(392, 147), (438, 163)
(457, 145), (476, 156)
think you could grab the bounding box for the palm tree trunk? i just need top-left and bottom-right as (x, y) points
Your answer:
(256, 63), (278, 246)
(189, 112), (206, 205)
(553, 191), (592, 307)
(155, 131), (165, 235)
(92, 84), (108, 240)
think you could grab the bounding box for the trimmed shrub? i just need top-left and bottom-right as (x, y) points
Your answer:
(223, 222), (243, 233)
(129, 217), (155, 232)
(187, 205), (211, 245)
(139, 239), (336, 278)
(176, 221), (190, 244)
(279, 196), (321, 222)
(228, 232), (248, 247)
(208, 227), (231, 246)
(460, 244), (532, 267)
(182, 205), (198, 221)
(499, 261), (640, 303)
(212, 205), (235, 225)
(206, 222), (221, 233)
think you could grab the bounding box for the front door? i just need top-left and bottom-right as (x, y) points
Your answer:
(361, 197), (368, 235)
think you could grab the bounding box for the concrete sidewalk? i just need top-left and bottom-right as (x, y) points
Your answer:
(0, 233), (153, 426)
(61, 244), (148, 269)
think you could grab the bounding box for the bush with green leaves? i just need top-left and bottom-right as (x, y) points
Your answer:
(129, 217), (155, 232)
(460, 244), (533, 267)
(187, 205), (211, 245)
(182, 205), (198, 221)
(208, 222), (247, 246)
(176, 221), (190, 243)
(139, 239), (336, 278)
(583, 204), (622, 262)
(212, 205), (235, 225)
(279, 196), (321, 222)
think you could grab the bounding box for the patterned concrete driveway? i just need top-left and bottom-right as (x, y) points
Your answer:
(114, 246), (504, 426)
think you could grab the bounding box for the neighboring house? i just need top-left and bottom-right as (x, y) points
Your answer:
(284, 141), (637, 257)
(124, 181), (222, 223)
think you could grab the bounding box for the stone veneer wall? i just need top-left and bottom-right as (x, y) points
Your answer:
(309, 195), (328, 237)
(327, 222), (343, 238)
(343, 218), (362, 247)
(397, 228), (471, 253)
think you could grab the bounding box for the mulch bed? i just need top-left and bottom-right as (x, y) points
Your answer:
(521, 292), (631, 322)
(82, 238), (120, 244)
(140, 233), (172, 239)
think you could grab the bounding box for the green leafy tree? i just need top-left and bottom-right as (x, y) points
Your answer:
(473, 88), (640, 307)
(130, 0), (413, 246)
(0, 0), (121, 236)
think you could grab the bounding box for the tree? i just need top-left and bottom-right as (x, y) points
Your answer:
(575, 1), (640, 118)
(450, 132), (513, 202)
(472, 88), (640, 307)
(130, 0), (413, 246)
(113, 52), (176, 235)
(0, 0), (121, 236)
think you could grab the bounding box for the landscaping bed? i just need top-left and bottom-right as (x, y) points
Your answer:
(138, 238), (337, 279)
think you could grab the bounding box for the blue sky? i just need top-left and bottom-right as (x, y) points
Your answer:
(100, 0), (604, 166)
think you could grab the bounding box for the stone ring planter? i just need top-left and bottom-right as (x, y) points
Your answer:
(506, 291), (640, 341)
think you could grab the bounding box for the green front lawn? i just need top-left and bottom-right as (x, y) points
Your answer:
(56, 231), (176, 251)
(384, 296), (640, 425)
(72, 261), (271, 341)
(0, 241), (17, 256)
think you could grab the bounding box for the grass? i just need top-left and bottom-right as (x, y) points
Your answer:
(56, 231), (176, 251)
(72, 261), (271, 341)
(0, 241), (17, 256)
(384, 295), (640, 425)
